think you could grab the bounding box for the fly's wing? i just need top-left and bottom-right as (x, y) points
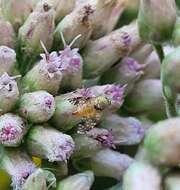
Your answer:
(77, 118), (97, 134)
(67, 96), (91, 116)
(68, 96), (90, 106)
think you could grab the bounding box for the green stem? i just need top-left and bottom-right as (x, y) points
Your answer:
(154, 44), (164, 62)
(154, 44), (177, 118)
(162, 87), (177, 118)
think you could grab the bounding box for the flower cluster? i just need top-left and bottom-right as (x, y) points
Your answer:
(1, 0), (179, 190)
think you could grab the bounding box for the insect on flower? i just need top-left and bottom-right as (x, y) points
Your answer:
(68, 96), (111, 134)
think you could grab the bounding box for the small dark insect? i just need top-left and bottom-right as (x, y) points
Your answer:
(8, 83), (12, 91)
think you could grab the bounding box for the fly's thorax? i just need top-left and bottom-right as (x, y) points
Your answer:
(94, 96), (111, 111)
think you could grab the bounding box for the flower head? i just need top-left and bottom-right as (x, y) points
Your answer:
(0, 123), (18, 142)
(39, 41), (65, 76)
(59, 47), (82, 73)
(104, 84), (126, 105)
(86, 128), (115, 149)
(0, 114), (27, 147)
(59, 33), (83, 74)
(51, 136), (75, 161)
(27, 126), (75, 162)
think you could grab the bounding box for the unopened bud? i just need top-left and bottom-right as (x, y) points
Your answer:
(74, 149), (133, 180)
(0, 73), (20, 115)
(101, 57), (146, 94)
(138, 0), (177, 43)
(130, 44), (153, 64)
(1, 0), (33, 31)
(90, 0), (119, 39)
(90, 149), (133, 180)
(27, 125), (75, 162)
(0, 148), (36, 190)
(19, 91), (55, 123)
(100, 0), (125, 36)
(125, 79), (165, 115)
(72, 132), (103, 158)
(101, 114), (145, 145)
(18, 2), (55, 55)
(50, 0), (75, 22)
(57, 171), (94, 190)
(51, 93), (85, 131)
(144, 118), (180, 166)
(21, 47), (63, 95)
(0, 46), (16, 75)
(86, 127), (115, 148)
(0, 15), (16, 48)
(123, 161), (161, 190)
(83, 21), (142, 78)
(54, 3), (94, 49)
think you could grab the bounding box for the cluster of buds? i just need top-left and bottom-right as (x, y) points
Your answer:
(0, 0), (180, 189)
